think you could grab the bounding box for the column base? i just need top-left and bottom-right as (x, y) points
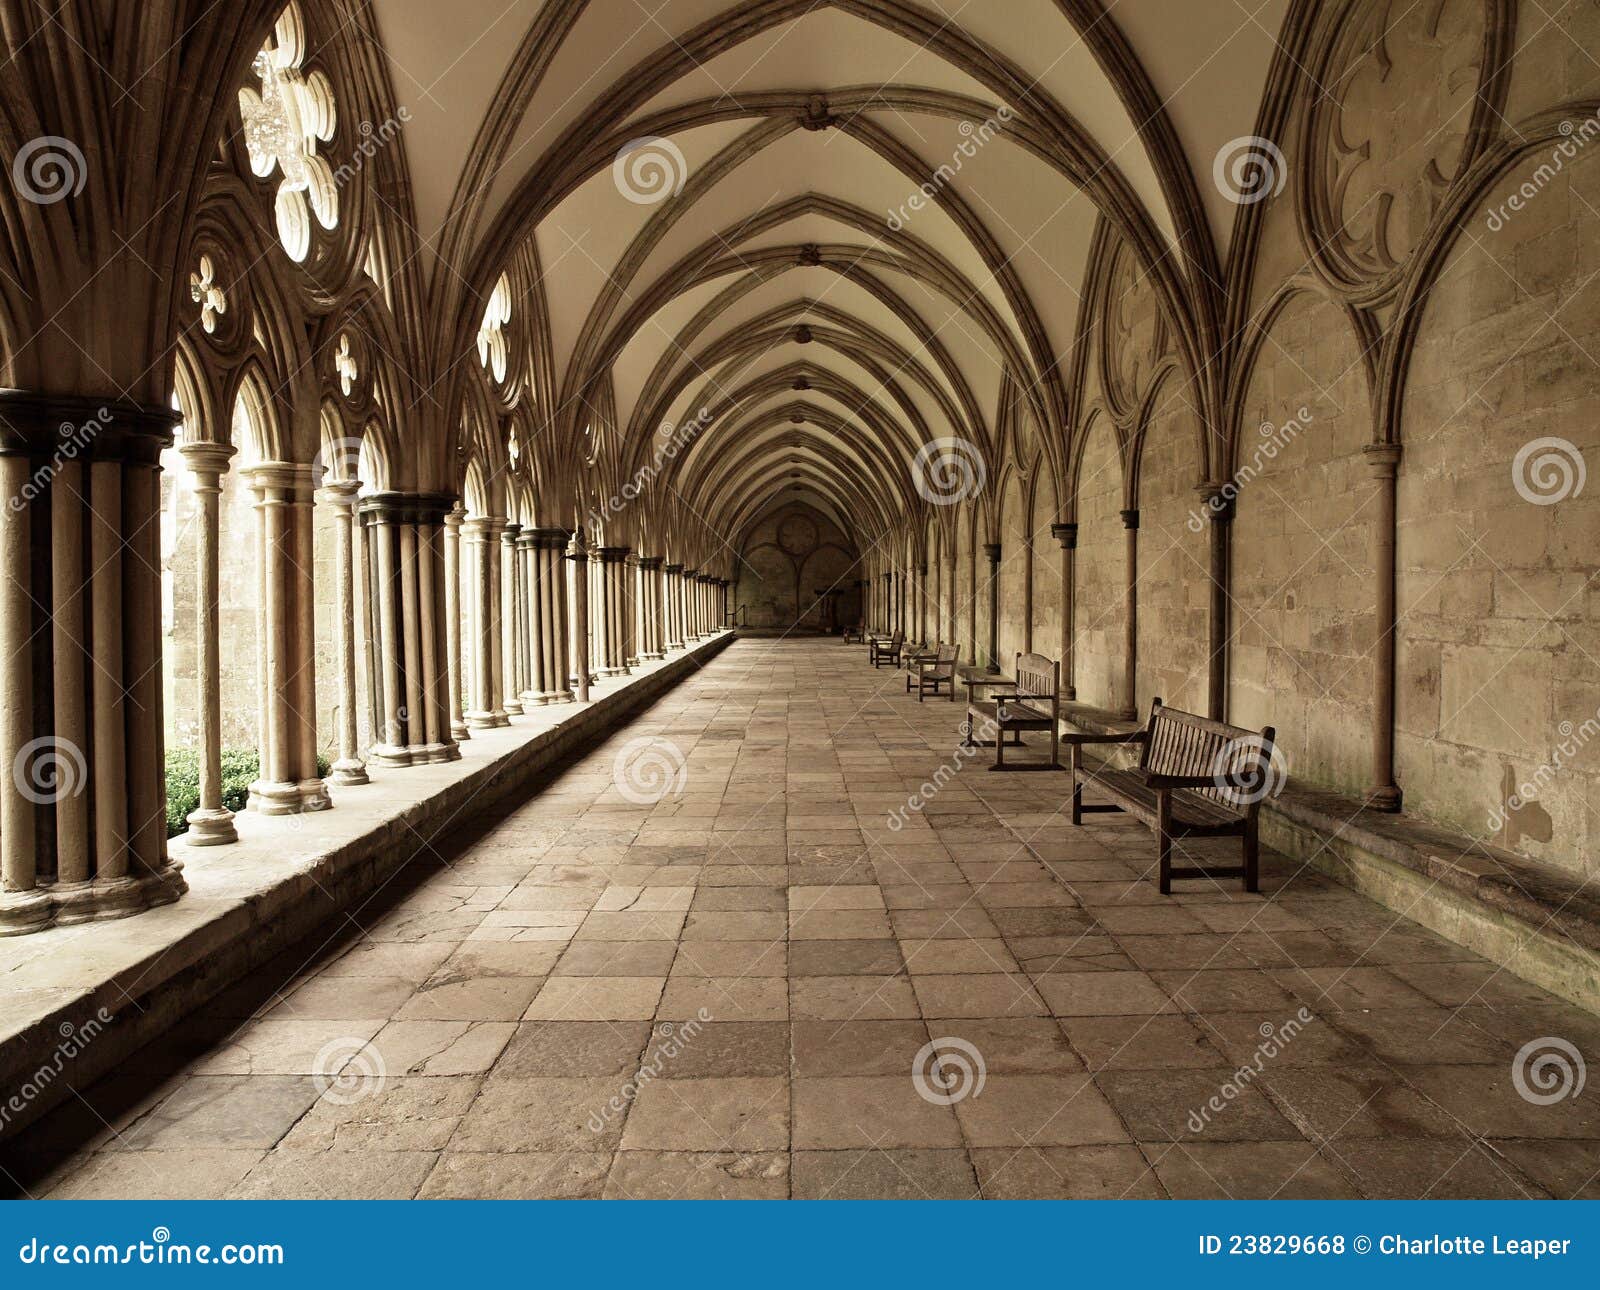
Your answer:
(330, 759), (369, 787)
(368, 744), (416, 768)
(548, 689), (574, 704)
(299, 780), (332, 812)
(451, 722), (471, 741)
(641, 651), (664, 662)
(184, 805), (239, 845)
(504, 700), (524, 717)
(0, 888), (54, 936)
(0, 865), (187, 937)
(519, 692), (549, 707)
(1366, 784), (1403, 812)
(419, 742), (454, 764)
(249, 779), (309, 815)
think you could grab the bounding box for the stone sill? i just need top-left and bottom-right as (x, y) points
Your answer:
(1057, 698), (1599, 1010)
(0, 632), (734, 1140)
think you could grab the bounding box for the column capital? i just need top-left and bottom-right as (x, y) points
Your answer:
(316, 477), (361, 509)
(982, 542), (1002, 564)
(240, 460), (317, 498)
(178, 440), (236, 480)
(1194, 485), (1236, 524)
(530, 526), (571, 548)
(663, 562), (683, 574)
(500, 520), (522, 543)
(359, 490), (455, 524)
(1051, 521), (1078, 550)
(0, 391), (177, 465)
(565, 527), (590, 560)
(1363, 441), (1403, 478)
(1120, 508), (1140, 531)
(598, 545), (631, 563)
(443, 503), (466, 532)
(638, 555), (665, 570)
(683, 567), (699, 579)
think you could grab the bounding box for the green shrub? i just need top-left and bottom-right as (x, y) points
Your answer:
(166, 747), (335, 837)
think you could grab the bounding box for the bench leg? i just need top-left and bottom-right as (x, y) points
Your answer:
(1157, 826), (1173, 895)
(993, 729), (1004, 769)
(1070, 779), (1082, 825)
(1243, 817), (1260, 893)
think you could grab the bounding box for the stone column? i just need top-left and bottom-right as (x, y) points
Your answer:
(1120, 508), (1139, 720)
(0, 396), (187, 934)
(179, 442), (239, 842)
(621, 551), (638, 670)
(1198, 487), (1234, 721)
(242, 463), (311, 810)
(460, 517), (496, 728)
(1365, 444), (1404, 811)
(663, 563), (682, 650)
(596, 547), (627, 674)
(639, 556), (664, 658)
(1051, 523), (1078, 700)
(945, 547), (957, 645)
(566, 528), (592, 702)
(523, 530), (548, 705)
(444, 503), (469, 741)
(398, 519), (427, 750)
(917, 564), (929, 642)
(291, 471), (329, 810)
(319, 478), (368, 786)
(1022, 536), (1034, 654)
(499, 522), (523, 715)
(683, 569), (699, 640)
(516, 529), (540, 707)
(0, 447), (41, 930)
(983, 542), (1002, 672)
(543, 529), (574, 701)
(363, 499), (407, 761)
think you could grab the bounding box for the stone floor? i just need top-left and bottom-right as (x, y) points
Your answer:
(5, 639), (1598, 1200)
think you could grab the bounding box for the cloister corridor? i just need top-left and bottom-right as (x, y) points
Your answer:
(4, 640), (1595, 1201)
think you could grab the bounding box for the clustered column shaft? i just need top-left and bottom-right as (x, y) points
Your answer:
(0, 395), (187, 935)
(359, 493), (460, 763)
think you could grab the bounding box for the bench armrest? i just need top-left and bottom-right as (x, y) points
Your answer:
(1140, 771), (1218, 789)
(1066, 729), (1147, 745)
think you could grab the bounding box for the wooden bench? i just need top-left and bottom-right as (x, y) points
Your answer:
(967, 652), (1062, 771)
(842, 622), (866, 643)
(868, 630), (903, 667)
(1068, 697), (1276, 893)
(907, 642), (959, 701)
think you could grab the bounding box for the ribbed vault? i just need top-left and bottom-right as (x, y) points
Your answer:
(351, 0), (1287, 567)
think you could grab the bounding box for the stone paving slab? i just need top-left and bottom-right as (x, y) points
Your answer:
(4, 640), (1598, 1199)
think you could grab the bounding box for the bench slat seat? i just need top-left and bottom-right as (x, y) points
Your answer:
(1073, 766), (1252, 835)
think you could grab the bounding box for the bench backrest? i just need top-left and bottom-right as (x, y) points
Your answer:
(929, 643), (959, 676)
(1136, 697), (1278, 817)
(1005, 653), (1060, 720)
(1014, 653), (1059, 702)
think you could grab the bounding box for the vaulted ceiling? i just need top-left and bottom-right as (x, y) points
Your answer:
(368, 0), (1291, 548)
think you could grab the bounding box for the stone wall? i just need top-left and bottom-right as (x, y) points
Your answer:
(967, 0), (1600, 879)
(732, 502), (860, 631)
(1398, 141), (1600, 874)
(1072, 416), (1126, 711)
